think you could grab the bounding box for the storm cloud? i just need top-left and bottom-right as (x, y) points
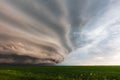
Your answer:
(0, 0), (120, 65)
(0, 0), (70, 65)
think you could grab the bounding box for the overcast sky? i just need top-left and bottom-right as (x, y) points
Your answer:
(0, 0), (120, 65)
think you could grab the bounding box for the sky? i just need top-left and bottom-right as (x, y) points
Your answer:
(0, 0), (120, 65)
(61, 0), (120, 65)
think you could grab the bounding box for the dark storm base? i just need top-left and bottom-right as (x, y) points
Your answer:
(0, 63), (54, 66)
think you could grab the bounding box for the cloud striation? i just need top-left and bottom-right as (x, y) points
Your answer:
(1, 0), (120, 65)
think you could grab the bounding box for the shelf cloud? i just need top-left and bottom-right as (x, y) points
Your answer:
(0, 0), (71, 65)
(1, 0), (120, 65)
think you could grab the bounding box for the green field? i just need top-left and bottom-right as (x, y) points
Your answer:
(0, 66), (120, 80)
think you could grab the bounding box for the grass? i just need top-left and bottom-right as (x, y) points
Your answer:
(0, 66), (120, 80)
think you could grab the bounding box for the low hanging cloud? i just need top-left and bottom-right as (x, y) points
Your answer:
(0, 0), (71, 65)
(0, 0), (120, 65)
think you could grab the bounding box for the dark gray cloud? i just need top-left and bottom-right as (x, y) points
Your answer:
(0, 53), (60, 65)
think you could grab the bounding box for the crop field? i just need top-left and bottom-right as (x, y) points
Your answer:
(0, 66), (120, 80)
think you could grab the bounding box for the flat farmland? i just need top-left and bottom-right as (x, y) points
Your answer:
(0, 66), (120, 80)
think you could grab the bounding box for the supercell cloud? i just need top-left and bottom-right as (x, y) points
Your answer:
(0, 0), (71, 65)
(0, 0), (120, 65)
